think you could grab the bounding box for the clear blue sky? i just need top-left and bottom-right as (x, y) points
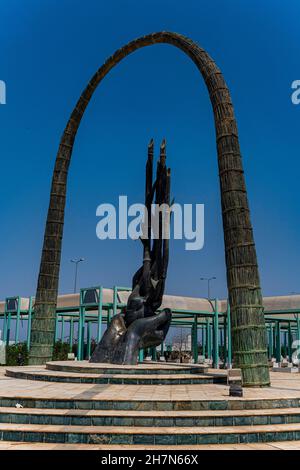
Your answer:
(0, 0), (299, 301)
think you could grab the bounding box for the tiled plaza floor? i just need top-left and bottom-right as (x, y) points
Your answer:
(0, 440), (299, 450)
(1, 366), (300, 450)
(0, 368), (300, 403)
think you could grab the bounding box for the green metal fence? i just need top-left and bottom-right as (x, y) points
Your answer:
(1, 286), (299, 366)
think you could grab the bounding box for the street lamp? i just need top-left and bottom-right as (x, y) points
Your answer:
(200, 276), (216, 299)
(70, 258), (84, 293)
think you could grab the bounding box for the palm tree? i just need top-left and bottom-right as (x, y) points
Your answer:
(29, 32), (269, 387)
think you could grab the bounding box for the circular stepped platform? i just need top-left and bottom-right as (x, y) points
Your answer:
(46, 361), (208, 375)
(5, 369), (221, 386)
(6, 361), (226, 385)
(2, 366), (300, 448)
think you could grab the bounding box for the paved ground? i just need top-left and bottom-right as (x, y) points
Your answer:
(0, 368), (299, 403)
(0, 440), (299, 450)
(1, 366), (300, 450)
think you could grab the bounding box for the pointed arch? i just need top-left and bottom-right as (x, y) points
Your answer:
(28, 32), (269, 387)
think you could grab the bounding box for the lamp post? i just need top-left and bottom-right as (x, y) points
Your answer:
(71, 258), (84, 293)
(200, 276), (216, 300)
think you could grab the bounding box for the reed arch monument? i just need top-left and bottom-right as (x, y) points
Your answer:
(28, 32), (270, 387)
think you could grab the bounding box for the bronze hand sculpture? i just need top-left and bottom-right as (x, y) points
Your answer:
(90, 139), (172, 364)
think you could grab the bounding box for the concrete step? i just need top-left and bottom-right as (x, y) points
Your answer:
(5, 368), (219, 385)
(46, 361), (210, 375)
(1, 406), (300, 427)
(1, 395), (300, 411)
(1, 440), (300, 450)
(1, 422), (300, 445)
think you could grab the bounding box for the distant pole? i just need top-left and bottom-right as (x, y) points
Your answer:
(200, 276), (216, 299)
(71, 258), (84, 293)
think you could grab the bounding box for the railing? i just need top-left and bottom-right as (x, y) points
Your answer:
(0, 286), (299, 366)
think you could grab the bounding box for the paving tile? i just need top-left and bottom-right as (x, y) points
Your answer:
(2, 365), (300, 450)
(0, 439), (300, 450)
